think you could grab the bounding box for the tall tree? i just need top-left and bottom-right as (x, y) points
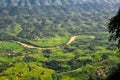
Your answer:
(107, 8), (120, 80)
(108, 8), (120, 47)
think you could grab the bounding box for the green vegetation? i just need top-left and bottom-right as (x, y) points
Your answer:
(0, 0), (120, 80)
(108, 8), (120, 47)
(0, 32), (119, 80)
(27, 36), (70, 47)
(0, 41), (24, 53)
(0, 3), (117, 44)
(107, 8), (120, 80)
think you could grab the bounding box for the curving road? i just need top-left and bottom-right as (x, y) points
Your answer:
(13, 36), (77, 50)
(66, 36), (77, 45)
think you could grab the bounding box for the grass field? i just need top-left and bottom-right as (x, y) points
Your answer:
(0, 62), (54, 80)
(28, 36), (70, 47)
(0, 34), (119, 80)
(76, 35), (95, 40)
(0, 41), (24, 53)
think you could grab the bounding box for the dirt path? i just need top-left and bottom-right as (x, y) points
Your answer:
(13, 40), (59, 50)
(13, 36), (77, 50)
(66, 36), (77, 45)
(13, 41), (37, 48)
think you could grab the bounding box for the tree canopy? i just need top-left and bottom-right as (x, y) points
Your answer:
(108, 8), (120, 47)
(107, 8), (120, 80)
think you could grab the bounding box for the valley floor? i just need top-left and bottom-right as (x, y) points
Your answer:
(0, 33), (119, 80)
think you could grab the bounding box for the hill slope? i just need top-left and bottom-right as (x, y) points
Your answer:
(0, 0), (120, 6)
(0, 0), (120, 80)
(0, 0), (119, 46)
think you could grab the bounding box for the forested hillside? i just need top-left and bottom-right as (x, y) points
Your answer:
(0, 0), (120, 80)
(0, 0), (119, 46)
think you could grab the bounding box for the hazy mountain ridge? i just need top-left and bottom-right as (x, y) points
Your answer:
(0, 0), (120, 7)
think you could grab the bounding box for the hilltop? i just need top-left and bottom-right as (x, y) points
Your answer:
(0, 0), (120, 7)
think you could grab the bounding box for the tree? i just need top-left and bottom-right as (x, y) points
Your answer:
(107, 64), (120, 80)
(107, 8), (120, 80)
(108, 8), (120, 47)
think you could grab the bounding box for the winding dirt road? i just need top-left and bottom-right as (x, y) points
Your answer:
(13, 41), (37, 48)
(13, 40), (59, 50)
(66, 36), (77, 45)
(13, 36), (77, 50)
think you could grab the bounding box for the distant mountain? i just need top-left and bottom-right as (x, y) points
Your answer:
(0, 0), (120, 7)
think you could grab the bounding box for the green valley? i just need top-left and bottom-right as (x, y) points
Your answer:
(0, 0), (120, 80)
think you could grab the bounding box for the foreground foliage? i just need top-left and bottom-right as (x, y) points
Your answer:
(0, 33), (119, 80)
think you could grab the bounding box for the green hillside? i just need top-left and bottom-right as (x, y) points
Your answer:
(0, 0), (120, 80)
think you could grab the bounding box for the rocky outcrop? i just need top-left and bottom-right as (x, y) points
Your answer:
(0, 0), (120, 7)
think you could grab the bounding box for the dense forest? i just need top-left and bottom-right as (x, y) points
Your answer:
(0, 0), (119, 42)
(0, 0), (120, 80)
